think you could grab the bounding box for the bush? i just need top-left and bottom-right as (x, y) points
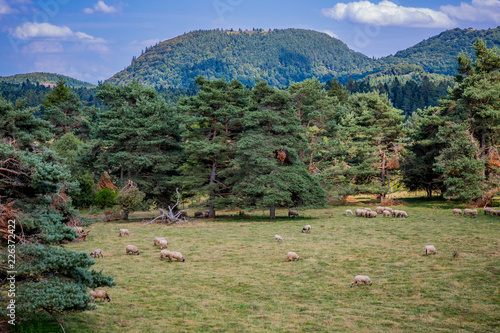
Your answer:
(95, 188), (117, 209)
(116, 187), (145, 219)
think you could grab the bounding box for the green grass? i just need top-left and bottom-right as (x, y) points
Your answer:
(14, 205), (500, 332)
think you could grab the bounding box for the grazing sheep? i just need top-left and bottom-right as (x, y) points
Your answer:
(274, 235), (283, 242)
(355, 209), (366, 217)
(464, 208), (472, 216)
(452, 208), (462, 216)
(302, 225), (311, 233)
(288, 209), (300, 217)
(286, 251), (299, 261)
(384, 207), (393, 213)
(424, 245), (437, 256)
(345, 209), (353, 215)
(153, 237), (166, 246)
(162, 250), (185, 262)
(89, 249), (103, 258)
(89, 290), (110, 302)
(202, 210), (210, 218)
(179, 210), (188, 219)
(484, 207), (494, 215)
(158, 239), (168, 249)
(125, 245), (140, 255)
(194, 211), (204, 218)
(470, 209), (478, 216)
(364, 208), (372, 212)
(376, 206), (385, 214)
(368, 211), (378, 218)
(398, 210), (408, 218)
(72, 226), (84, 234)
(382, 210), (391, 217)
(350, 275), (372, 287)
(119, 229), (130, 237)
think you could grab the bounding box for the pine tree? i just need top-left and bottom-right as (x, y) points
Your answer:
(230, 81), (326, 219)
(177, 76), (248, 216)
(95, 81), (184, 206)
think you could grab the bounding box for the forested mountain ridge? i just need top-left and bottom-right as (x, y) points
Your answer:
(106, 29), (377, 88)
(381, 27), (500, 75)
(0, 72), (95, 88)
(107, 27), (500, 89)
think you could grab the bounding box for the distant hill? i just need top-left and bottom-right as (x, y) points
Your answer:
(0, 72), (95, 88)
(106, 29), (377, 88)
(380, 27), (500, 75)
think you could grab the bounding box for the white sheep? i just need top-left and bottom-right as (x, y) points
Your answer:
(350, 275), (372, 287)
(89, 290), (110, 302)
(355, 209), (366, 217)
(470, 209), (478, 216)
(286, 251), (299, 261)
(392, 210), (400, 217)
(452, 208), (462, 216)
(376, 206), (385, 214)
(89, 249), (103, 258)
(158, 239), (168, 249)
(162, 250), (185, 262)
(424, 245), (437, 256)
(397, 210), (408, 218)
(288, 209), (300, 217)
(368, 211), (378, 218)
(345, 209), (353, 215)
(302, 225), (311, 233)
(153, 237), (166, 246)
(125, 245), (140, 255)
(274, 235), (283, 242)
(384, 207), (393, 213)
(119, 229), (130, 237)
(484, 207), (494, 215)
(464, 208), (472, 216)
(382, 210), (391, 217)
(364, 208), (372, 212)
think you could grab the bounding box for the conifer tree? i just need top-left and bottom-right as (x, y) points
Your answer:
(95, 81), (184, 206)
(177, 76), (248, 216)
(230, 81), (326, 218)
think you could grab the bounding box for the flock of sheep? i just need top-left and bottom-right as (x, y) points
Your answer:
(85, 204), (498, 303)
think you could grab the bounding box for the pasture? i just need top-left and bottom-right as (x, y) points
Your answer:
(15, 203), (500, 332)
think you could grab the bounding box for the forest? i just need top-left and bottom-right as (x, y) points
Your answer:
(0, 39), (499, 331)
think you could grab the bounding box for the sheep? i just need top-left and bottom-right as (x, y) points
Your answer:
(178, 210), (188, 219)
(350, 275), (372, 287)
(355, 209), (366, 217)
(384, 207), (393, 213)
(158, 239), (168, 249)
(364, 208), (372, 212)
(345, 209), (353, 215)
(368, 211), (378, 218)
(73, 226), (84, 234)
(161, 250), (185, 262)
(119, 229), (130, 237)
(89, 290), (110, 302)
(392, 210), (400, 217)
(376, 206), (385, 214)
(452, 208), (462, 216)
(286, 251), (299, 261)
(125, 245), (140, 255)
(194, 211), (204, 218)
(274, 235), (283, 243)
(424, 245), (437, 256)
(398, 210), (408, 218)
(382, 210), (391, 217)
(153, 237), (166, 246)
(464, 208), (472, 216)
(89, 249), (103, 258)
(288, 209), (300, 217)
(202, 210), (210, 218)
(470, 209), (478, 217)
(302, 225), (311, 233)
(484, 207), (494, 215)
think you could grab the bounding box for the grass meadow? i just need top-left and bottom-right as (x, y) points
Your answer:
(13, 200), (500, 332)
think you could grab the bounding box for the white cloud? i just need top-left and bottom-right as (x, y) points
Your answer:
(441, 0), (500, 23)
(321, 30), (339, 39)
(321, 0), (456, 28)
(84, 1), (118, 14)
(0, 0), (16, 15)
(12, 22), (105, 43)
(21, 41), (64, 54)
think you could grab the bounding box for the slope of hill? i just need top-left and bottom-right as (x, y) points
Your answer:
(0, 72), (95, 88)
(380, 27), (500, 75)
(106, 29), (377, 88)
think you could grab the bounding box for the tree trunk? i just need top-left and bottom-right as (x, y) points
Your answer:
(270, 205), (276, 219)
(208, 161), (217, 218)
(120, 165), (124, 181)
(380, 150), (386, 187)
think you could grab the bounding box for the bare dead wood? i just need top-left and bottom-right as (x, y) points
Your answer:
(144, 189), (188, 225)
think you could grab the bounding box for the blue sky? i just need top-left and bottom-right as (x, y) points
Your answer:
(0, 0), (499, 84)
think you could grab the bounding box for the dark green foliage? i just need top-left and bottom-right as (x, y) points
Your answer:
(71, 172), (97, 208)
(0, 97), (53, 150)
(107, 29), (374, 88)
(230, 81), (326, 218)
(115, 187), (145, 220)
(95, 81), (184, 206)
(95, 188), (118, 209)
(0, 72), (94, 88)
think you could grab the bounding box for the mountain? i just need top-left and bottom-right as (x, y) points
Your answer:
(0, 72), (95, 88)
(380, 27), (500, 75)
(106, 29), (377, 88)
(107, 27), (500, 89)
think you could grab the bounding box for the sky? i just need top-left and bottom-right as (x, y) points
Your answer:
(0, 0), (499, 84)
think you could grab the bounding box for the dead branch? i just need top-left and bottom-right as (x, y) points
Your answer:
(144, 189), (188, 225)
